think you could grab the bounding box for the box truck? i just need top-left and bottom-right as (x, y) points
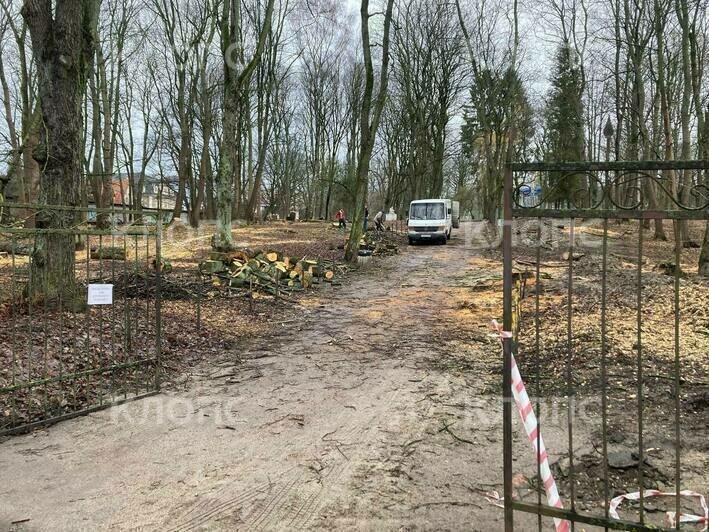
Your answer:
(407, 199), (460, 245)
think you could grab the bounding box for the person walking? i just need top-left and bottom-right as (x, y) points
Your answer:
(374, 210), (385, 231)
(336, 208), (346, 230)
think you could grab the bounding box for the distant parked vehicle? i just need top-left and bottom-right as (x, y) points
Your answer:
(407, 199), (460, 245)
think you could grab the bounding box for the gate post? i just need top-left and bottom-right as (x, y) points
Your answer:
(502, 161), (514, 532)
(155, 217), (162, 392)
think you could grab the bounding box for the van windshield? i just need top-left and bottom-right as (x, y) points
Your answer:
(410, 202), (445, 220)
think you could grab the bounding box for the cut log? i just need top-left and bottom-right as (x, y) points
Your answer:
(301, 271), (313, 289)
(229, 261), (250, 277)
(243, 248), (263, 258)
(201, 245), (344, 296)
(308, 264), (323, 277)
(297, 259), (317, 272)
(0, 241), (31, 256)
(209, 251), (229, 262)
(200, 260), (225, 274)
(562, 251), (585, 261)
(90, 246), (127, 260)
(227, 251), (251, 264)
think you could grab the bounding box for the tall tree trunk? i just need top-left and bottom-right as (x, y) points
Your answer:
(96, 45), (115, 228)
(344, 0), (395, 262)
(676, 0), (694, 246)
(213, 0), (275, 250)
(654, 0), (682, 251)
(688, 11), (709, 273)
(23, 0), (98, 309)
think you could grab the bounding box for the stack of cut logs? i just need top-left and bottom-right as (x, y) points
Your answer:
(360, 231), (399, 256)
(199, 249), (337, 295)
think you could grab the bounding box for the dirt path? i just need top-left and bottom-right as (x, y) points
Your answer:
(1, 225), (529, 531)
(4, 221), (704, 531)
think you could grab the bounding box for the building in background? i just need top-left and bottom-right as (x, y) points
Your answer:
(87, 174), (186, 224)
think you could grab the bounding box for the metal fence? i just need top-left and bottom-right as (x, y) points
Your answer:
(0, 203), (162, 436)
(501, 161), (709, 531)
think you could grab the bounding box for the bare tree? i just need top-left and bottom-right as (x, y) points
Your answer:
(391, 0), (465, 204)
(0, 0), (40, 221)
(344, 0), (395, 262)
(213, 0), (276, 250)
(456, 0), (531, 226)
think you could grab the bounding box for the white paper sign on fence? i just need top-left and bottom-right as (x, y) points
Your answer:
(88, 284), (113, 305)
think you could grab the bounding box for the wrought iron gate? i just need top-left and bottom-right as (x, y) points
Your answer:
(0, 203), (163, 436)
(502, 161), (709, 530)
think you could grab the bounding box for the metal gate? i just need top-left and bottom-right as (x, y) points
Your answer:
(502, 161), (709, 530)
(0, 203), (162, 436)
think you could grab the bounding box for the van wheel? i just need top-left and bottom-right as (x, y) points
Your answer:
(441, 236), (447, 245)
(408, 238), (414, 245)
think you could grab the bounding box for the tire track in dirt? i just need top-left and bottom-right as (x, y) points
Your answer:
(166, 471), (294, 532)
(163, 413), (372, 531)
(239, 394), (400, 531)
(165, 240), (462, 530)
(282, 419), (373, 530)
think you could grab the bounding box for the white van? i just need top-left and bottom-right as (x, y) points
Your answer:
(407, 199), (460, 245)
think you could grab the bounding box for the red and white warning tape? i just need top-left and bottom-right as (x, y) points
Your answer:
(492, 320), (708, 531)
(609, 490), (708, 530)
(492, 320), (570, 532)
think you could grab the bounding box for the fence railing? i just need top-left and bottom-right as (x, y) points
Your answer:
(0, 202), (162, 436)
(501, 161), (709, 531)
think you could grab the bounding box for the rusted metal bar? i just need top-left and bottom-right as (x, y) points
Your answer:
(0, 227), (157, 236)
(155, 220), (162, 392)
(637, 220), (645, 523)
(567, 219), (576, 529)
(123, 234), (130, 400)
(673, 224), (682, 531)
(601, 218), (610, 530)
(535, 218), (542, 532)
(504, 160), (708, 532)
(502, 161), (514, 532)
(512, 208), (707, 220)
(9, 238), (18, 425)
(0, 201), (148, 216)
(0, 390), (160, 438)
(509, 160), (709, 172)
(0, 204), (162, 435)
(0, 357), (157, 393)
(510, 501), (672, 531)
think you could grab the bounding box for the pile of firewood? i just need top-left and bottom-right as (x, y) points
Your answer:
(199, 249), (339, 295)
(360, 231), (400, 256)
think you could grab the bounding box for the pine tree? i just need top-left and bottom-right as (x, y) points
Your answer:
(544, 43), (585, 205)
